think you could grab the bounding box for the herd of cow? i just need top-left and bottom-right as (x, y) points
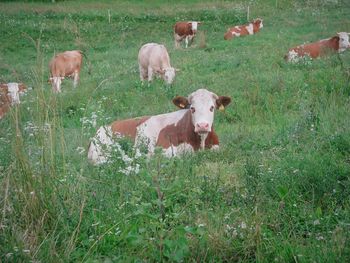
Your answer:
(1, 18), (350, 165)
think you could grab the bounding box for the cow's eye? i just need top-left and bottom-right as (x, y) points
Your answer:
(190, 106), (195, 113)
(210, 106), (214, 112)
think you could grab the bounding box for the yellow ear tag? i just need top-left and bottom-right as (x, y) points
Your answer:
(179, 103), (185, 108)
(219, 105), (225, 111)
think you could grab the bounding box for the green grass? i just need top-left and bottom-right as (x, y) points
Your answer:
(1, 0), (350, 261)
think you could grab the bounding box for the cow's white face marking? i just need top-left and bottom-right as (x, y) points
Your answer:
(164, 67), (176, 85)
(188, 89), (217, 134)
(7, 83), (20, 105)
(190, 21), (198, 32)
(259, 21), (263, 29)
(337, 32), (350, 52)
(246, 23), (254, 35)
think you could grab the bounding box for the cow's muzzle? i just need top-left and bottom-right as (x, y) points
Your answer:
(195, 122), (210, 133)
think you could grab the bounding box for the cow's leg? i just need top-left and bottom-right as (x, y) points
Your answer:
(73, 72), (79, 88)
(139, 65), (147, 83)
(174, 34), (182, 49)
(188, 35), (194, 47)
(52, 77), (61, 93)
(147, 66), (154, 83)
(185, 36), (189, 48)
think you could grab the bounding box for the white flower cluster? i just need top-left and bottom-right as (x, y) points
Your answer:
(23, 121), (51, 137)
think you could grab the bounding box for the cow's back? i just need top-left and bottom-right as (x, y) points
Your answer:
(138, 43), (170, 69)
(111, 116), (150, 140)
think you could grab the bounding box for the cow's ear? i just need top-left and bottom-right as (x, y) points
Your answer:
(173, 96), (190, 109)
(19, 83), (26, 92)
(216, 96), (231, 110)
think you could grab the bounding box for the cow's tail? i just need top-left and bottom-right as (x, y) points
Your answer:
(80, 50), (92, 75)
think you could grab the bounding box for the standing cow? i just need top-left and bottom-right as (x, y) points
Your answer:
(138, 43), (178, 85)
(285, 32), (350, 62)
(0, 83), (27, 119)
(224, 18), (263, 40)
(174, 21), (202, 48)
(88, 88), (231, 164)
(49, 50), (84, 93)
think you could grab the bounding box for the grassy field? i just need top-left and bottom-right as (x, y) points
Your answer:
(1, 0), (350, 261)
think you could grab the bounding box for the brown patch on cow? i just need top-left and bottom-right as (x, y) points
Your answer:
(156, 110), (219, 150)
(111, 116), (150, 140)
(174, 22), (195, 37)
(289, 36), (340, 59)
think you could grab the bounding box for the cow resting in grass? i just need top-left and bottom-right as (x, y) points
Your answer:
(285, 32), (350, 62)
(49, 50), (83, 93)
(224, 18), (263, 40)
(0, 83), (27, 119)
(174, 21), (201, 48)
(138, 43), (178, 85)
(88, 88), (231, 165)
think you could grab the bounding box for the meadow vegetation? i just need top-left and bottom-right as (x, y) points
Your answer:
(1, 0), (350, 261)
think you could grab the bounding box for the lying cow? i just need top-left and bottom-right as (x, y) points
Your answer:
(0, 83), (27, 119)
(224, 18), (263, 40)
(88, 88), (231, 164)
(174, 21), (201, 48)
(285, 32), (350, 62)
(49, 50), (85, 93)
(138, 43), (178, 85)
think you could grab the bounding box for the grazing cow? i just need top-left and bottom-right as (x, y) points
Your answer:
(88, 88), (231, 164)
(174, 21), (202, 48)
(285, 32), (350, 62)
(49, 50), (83, 93)
(138, 43), (178, 85)
(224, 18), (263, 40)
(0, 83), (27, 119)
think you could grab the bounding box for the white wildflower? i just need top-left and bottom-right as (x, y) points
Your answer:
(313, 219), (320, 225)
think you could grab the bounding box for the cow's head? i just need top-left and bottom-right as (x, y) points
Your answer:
(336, 32), (350, 52)
(173, 89), (231, 134)
(188, 21), (202, 33)
(18, 83), (27, 94)
(158, 67), (179, 85)
(7, 83), (21, 105)
(253, 18), (263, 29)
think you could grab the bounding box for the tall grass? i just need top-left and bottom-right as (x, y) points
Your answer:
(1, 0), (350, 261)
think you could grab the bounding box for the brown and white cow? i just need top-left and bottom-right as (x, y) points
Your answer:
(174, 21), (202, 48)
(138, 43), (178, 85)
(49, 50), (83, 93)
(88, 88), (231, 164)
(0, 83), (27, 119)
(285, 32), (350, 62)
(224, 18), (263, 40)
